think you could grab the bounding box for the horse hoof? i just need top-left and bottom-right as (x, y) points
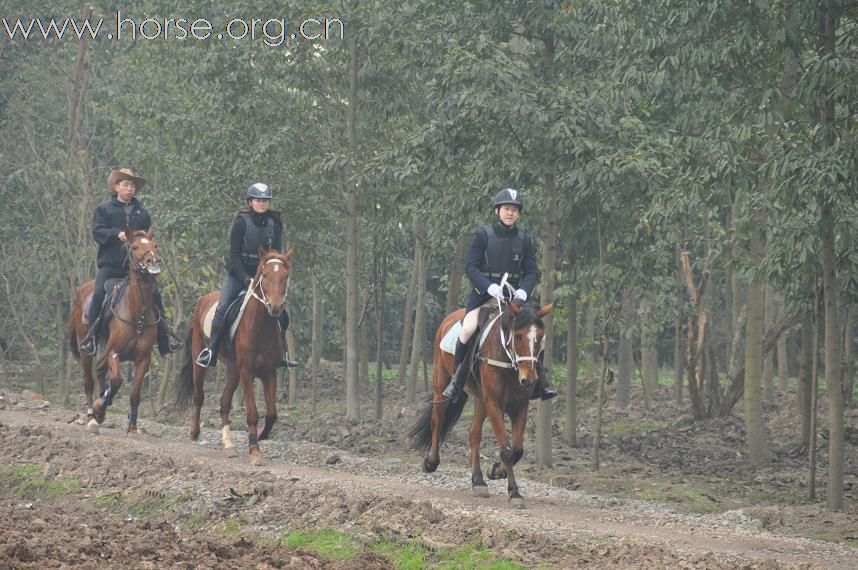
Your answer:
(509, 497), (525, 509)
(224, 446), (238, 458)
(127, 427), (138, 436)
(249, 451), (264, 466)
(422, 458), (439, 473)
(488, 462), (507, 480)
(86, 419), (100, 434)
(472, 484), (490, 498)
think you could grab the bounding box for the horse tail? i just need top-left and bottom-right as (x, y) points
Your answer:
(407, 393), (468, 452)
(175, 325), (195, 410)
(68, 312), (80, 361)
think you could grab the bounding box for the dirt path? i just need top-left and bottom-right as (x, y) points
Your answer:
(2, 404), (856, 569)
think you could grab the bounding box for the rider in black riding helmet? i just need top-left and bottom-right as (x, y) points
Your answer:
(79, 168), (182, 357)
(195, 183), (297, 369)
(442, 188), (558, 401)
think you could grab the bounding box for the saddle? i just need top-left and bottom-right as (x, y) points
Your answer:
(81, 278), (129, 327)
(440, 301), (506, 383)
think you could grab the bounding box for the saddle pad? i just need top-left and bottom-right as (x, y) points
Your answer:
(202, 287), (254, 340)
(440, 321), (462, 355)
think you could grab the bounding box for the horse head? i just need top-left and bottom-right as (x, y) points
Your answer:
(504, 301), (554, 387)
(127, 228), (162, 275)
(252, 246), (294, 317)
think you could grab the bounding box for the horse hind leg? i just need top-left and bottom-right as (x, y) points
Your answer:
(219, 363), (240, 458)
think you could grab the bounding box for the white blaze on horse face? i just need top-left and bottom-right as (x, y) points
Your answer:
(527, 325), (538, 359)
(140, 238), (150, 244)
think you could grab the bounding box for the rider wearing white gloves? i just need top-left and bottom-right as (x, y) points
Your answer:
(442, 188), (557, 401)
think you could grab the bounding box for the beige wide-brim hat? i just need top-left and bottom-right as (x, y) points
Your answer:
(108, 168), (146, 191)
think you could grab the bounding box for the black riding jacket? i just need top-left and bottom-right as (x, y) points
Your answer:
(91, 195), (152, 270)
(227, 209), (283, 283)
(464, 221), (539, 300)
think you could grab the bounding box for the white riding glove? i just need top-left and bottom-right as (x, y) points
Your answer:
(514, 289), (527, 302)
(487, 283), (503, 299)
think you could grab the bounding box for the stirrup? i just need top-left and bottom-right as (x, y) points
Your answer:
(540, 386), (558, 400)
(442, 382), (461, 400)
(79, 337), (97, 356)
(278, 355), (299, 368)
(195, 348), (213, 368)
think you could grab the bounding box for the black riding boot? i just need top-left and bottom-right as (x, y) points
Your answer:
(156, 320), (184, 357)
(79, 316), (103, 356)
(278, 312), (298, 368)
(196, 320), (224, 368)
(442, 339), (471, 400)
(530, 360), (558, 401)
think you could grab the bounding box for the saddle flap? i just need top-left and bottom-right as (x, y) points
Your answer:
(81, 278), (128, 326)
(201, 291), (247, 340)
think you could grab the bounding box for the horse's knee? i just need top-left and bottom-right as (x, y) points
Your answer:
(500, 446), (515, 464)
(511, 447), (524, 465)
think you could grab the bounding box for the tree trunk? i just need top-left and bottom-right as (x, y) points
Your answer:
(311, 267), (323, 416)
(344, 15), (360, 420)
(398, 247), (419, 386)
(445, 232), (468, 315)
(406, 228), (428, 406)
(744, 230), (771, 467)
(762, 285), (776, 402)
(617, 289), (634, 409)
(797, 309), (813, 447)
(674, 247), (685, 405)
(777, 294), (790, 390)
(374, 256), (387, 420)
(565, 290), (578, 446)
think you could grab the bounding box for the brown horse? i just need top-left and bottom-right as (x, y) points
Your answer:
(68, 228), (163, 434)
(176, 247), (294, 464)
(409, 300), (553, 508)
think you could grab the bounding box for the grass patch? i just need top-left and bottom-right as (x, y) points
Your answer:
(94, 493), (123, 508)
(609, 420), (666, 438)
(46, 478), (81, 498)
(373, 539), (526, 570)
(214, 518), (244, 537)
(0, 464), (80, 499)
(641, 487), (664, 502)
(282, 529), (359, 561)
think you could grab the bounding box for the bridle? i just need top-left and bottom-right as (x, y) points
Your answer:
(480, 273), (543, 371)
(249, 257), (290, 315)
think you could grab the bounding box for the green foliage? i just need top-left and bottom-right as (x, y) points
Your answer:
(281, 528), (359, 561)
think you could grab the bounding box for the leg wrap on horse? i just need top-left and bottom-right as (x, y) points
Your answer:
(100, 384), (115, 407)
(248, 433), (258, 447)
(500, 445), (516, 465)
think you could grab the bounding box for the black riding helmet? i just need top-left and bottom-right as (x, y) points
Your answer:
(246, 183), (272, 201)
(493, 188), (523, 212)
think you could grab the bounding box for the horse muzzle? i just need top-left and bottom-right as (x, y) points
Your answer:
(267, 304), (283, 318)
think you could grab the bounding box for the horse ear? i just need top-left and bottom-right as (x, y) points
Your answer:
(536, 303), (554, 318)
(508, 301), (521, 315)
(146, 227), (154, 240)
(283, 246), (295, 262)
(258, 244), (268, 258)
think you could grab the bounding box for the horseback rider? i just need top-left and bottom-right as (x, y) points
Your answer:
(442, 188), (558, 401)
(195, 183), (297, 369)
(79, 168), (183, 357)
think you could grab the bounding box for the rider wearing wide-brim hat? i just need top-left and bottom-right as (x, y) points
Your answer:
(442, 187), (557, 401)
(195, 183), (297, 369)
(79, 168), (183, 357)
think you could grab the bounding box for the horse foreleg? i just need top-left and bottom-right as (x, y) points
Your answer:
(257, 373), (278, 441)
(485, 400), (525, 507)
(126, 356), (151, 436)
(93, 352), (122, 425)
(238, 368), (262, 465)
(469, 400), (489, 497)
(504, 407), (529, 509)
(219, 363), (240, 456)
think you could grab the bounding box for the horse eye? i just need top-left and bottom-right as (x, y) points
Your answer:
(131, 245), (138, 250)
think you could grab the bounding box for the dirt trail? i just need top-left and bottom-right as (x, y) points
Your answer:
(2, 405), (856, 569)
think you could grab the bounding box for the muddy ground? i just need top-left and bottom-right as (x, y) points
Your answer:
(0, 359), (857, 568)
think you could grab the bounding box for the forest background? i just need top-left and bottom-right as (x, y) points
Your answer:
(0, 0), (856, 511)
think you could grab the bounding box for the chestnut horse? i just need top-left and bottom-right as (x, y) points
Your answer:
(409, 299), (553, 508)
(176, 247), (294, 464)
(68, 229), (163, 434)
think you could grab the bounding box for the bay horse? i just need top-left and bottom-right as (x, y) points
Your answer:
(176, 247), (294, 465)
(68, 228), (163, 434)
(409, 299), (553, 508)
